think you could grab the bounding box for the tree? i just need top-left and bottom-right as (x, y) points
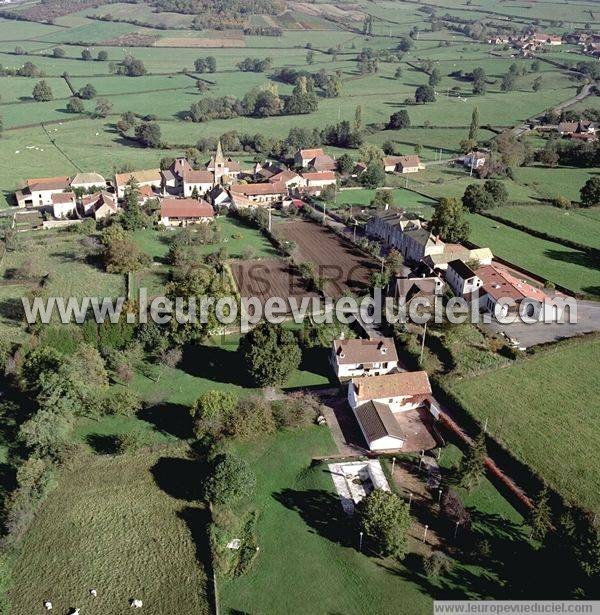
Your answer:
(457, 431), (487, 491)
(81, 49), (92, 61)
(501, 72), (516, 92)
(580, 177), (600, 207)
(101, 225), (150, 273)
(531, 60), (540, 72)
(284, 76), (318, 115)
(394, 66), (403, 79)
(206, 56), (216, 72)
(18, 408), (73, 457)
(360, 162), (385, 189)
(532, 76), (542, 92)
(483, 179), (507, 204)
(529, 486), (552, 541)
(191, 390), (237, 438)
(78, 83), (96, 99)
(306, 49), (314, 64)
(462, 184), (493, 213)
(468, 105), (479, 141)
(120, 55), (146, 77)
(336, 153), (354, 175)
(97, 50), (108, 61)
(204, 453), (256, 505)
(356, 490), (411, 558)
(239, 322), (301, 387)
(94, 98), (112, 118)
(32, 80), (53, 102)
(388, 109), (410, 130)
(122, 180), (146, 230)
(66, 97), (84, 113)
(53, 47), (65, 58)
(430, 197), (470, 243)
(429, 67), (441, 87)
(353, 105), (363, 134)
(424, 551), (454, 579)
(371, 188), (394, 210)
(134, 121), (162, 148)
(415, 85), (435, 103)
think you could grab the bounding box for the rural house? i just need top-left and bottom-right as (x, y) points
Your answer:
(366, 212), (422, 250)
(353, 400), (406, 451)
(268, 169), (306, 189)
(459, 151), (487, 170)
(393, 276), (444, 306)
(383, 155), (423, 174)
(82, 191), (119, 219)
(294, 147), (325, 168)
(51, 192), (77, 219)
(401, 229), (445, 263)
(16, 176), (71, 208)
(331, 337), (399, 380)
(446, 259), (483, 297)
(229, 181), (287, 205)
(183, 169), (215, 197)
(160, 198), (214, 226)
(348, 370), (432, 411)
(115, 169), (162, 199)
(301, 171), (337, 192)
(423, 246), (493, 272)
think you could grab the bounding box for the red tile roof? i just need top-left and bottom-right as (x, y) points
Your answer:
(352, 371), (431, 403)
(27, 176), (70, 191)
(160, 198), (214, 219)
(183, 169), (214, 184)
(334, 337), (399, 366)
(475, 264), (548, 303)
(51, 192), (75, 204)
(230, 182), (287, 196)
(302, 171), (336, 181)
(299, 148), (325, 159)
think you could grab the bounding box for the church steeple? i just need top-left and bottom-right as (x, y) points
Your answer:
(215, 139), (225, 166)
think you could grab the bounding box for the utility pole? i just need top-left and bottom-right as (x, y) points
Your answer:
(419, 321), (427, 365)
(323, 201), (326, 225)
(268, 204), (272, 233)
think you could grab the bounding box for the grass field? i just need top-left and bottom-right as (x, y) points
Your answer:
(8, 445), (211, 613)
(467, 214), (600, 296)
(221, 427), (530, 613)
(490, 205), (600, 250)
(448, 337), (600, 513)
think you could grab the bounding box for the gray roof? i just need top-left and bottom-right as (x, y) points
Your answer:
(354, 401), (404, 443)
(448, 259), (476, 280)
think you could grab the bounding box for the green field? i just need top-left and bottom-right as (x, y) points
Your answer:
(8, 445), (211, 613)
(491, 205), (600, 250)
(221, 427), (530, 613)
(333, 187), (437, 217)
(448, 338), (600, 513)
(467, 214), (600, 296)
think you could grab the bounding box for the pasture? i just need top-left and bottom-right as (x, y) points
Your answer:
(466, 214), (600, 296)
(448, 337), (600, 513)
(8, 446), (212, 614)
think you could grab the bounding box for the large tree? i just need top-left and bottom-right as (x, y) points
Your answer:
(204, 453), (256, 505)
(239, 322), (301, 387)
(430, 197), (470, 243)
(388, 109), (410, 130)
(134, 121), (162, 148)
(458, 431), (487, 491)
(32, 80), (53, 102)
(580, 177), (600, 208)
(415, 84), (435, 103)
(356, 490), (411, 558)
(468, 105), (480, 141)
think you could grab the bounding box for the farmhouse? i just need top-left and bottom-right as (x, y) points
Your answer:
(70, 172), (106, 192)
(229, 181), (287, 204)
(115, 169), (162, 199)
(383, 155), (423, 174)
(311, 154), (337, 172)
(294, 147), (325, 168)
(160, 198), (214, 226)
(401, 229), (445, 263)
(15, 176), (70, 208)
(254, 161), (287, 180)
(474, 263), (559, 321)
(182, 169), (215, 197)
(365, 211), (422, 250)
(446, 259), (483, 296)
(557, 120), (596, 136)
(331, 337), (399, 380)
(268, 169), (305, 189)
(51, 192), (77, 219)
(170, 157), (193, 184)
(208, 185), (232, 209)
(459, 151), (487, 169)
(301, 171), (337, 192)
(82, 191), (119, 219)
(348, 370), (432, 410)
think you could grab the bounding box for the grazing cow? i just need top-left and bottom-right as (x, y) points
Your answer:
(90, 589), (97, 598)
(69, 609), (80, 615)
(131, 599), (143, 608)
(43, 601), (52, 611)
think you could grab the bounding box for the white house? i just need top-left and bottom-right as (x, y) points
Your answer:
(348, 370), (432, 412)
(401, 229), (445, 263)
(331, 337), (399, 380)
(446, 259), (483, 297)
(294, 147), (325, 168)
(15, 176), (71, 208)
(229, 181), (287, 205)
(383, 155), (423, 174)
(70, 172), (106, 192)
(301, 171), (336, 189)
(460, 151), (487, 170)
(183, 169), (214, 197)
(268, 169), (306, 189)
(51, 192), (77, 218)
(365, 212), (422, 251)
(82, 191), (118, 219)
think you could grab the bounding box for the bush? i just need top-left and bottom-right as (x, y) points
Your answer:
(554, 195), (572, 209)
(225, 396), (276, 439)
(103, 389), (143, 416)
(424, 551), (454, 579)
(271, 391), (321, 429)
(114, 431), (145, 453)
(204, 453), (256, 505)
(191, 389), (238, 439)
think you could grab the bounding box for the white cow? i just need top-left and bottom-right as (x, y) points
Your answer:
(43, 602), (52, 611)
(131, 599), (143, 608)
(90, 589), (97, 598)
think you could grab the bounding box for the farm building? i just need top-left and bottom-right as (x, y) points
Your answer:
(115, 169), (162, 199)
(70, 172), (106, 192)
(51, 192), (77, 219)
(15, 176), (70, 208)
(183, 169), (214, 197)
(383, 155), (423, 174)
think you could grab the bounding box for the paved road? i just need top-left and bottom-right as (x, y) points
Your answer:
(484, 299), (600, 348)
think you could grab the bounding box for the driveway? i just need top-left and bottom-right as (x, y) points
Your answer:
(484, 299), (600, 347)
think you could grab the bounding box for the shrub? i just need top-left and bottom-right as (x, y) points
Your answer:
(553, 195), (572, 209)
(226, 396), (276, 439)
(272, 391), (321, 429)
(191, 390), (237, 439)
(115, 431), (145, 453)
(204, 453), (256, 505)
(424, 551), (454, 579)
